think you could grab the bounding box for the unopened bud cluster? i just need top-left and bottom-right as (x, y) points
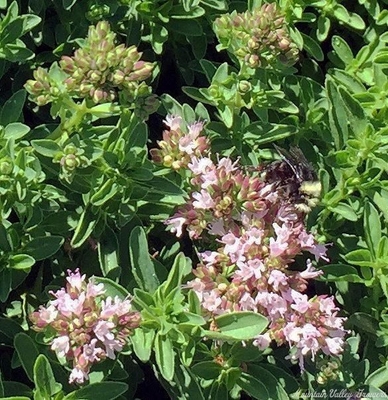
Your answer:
(25, 21), (157, 113)
(53, 144), (89, 183)
(214, 3), (299, 68)
(30, 269), (141, 384)
(24, 67), (64, 107)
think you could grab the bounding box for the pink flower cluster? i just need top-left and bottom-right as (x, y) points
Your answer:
(30, 269), (141, 384)
(150, 115), (210, 170)
(154, 115), (347, 369)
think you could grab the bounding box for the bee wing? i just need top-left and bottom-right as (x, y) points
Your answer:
(274, 145), (317, 181)
(273, 144), (301, 179)
(289, 146), (317, 181)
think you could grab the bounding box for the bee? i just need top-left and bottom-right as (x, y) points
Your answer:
(264, 145), (322, 213)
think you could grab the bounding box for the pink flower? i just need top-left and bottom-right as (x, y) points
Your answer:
(188, 120), (205, 137)
(188, 157), (214, 175)
(34, 305), (58, 326)
(299, 259), (323, 279)
(66, 268), (85, 291)
(164, 115), (182, 130)
(94, 320), (115, 342)
(54, 292), (86, 317)
(253, 332), (271, 350)
(69, 366), (88, 384)
(269, 236), (288, 257)
(179, 135), (197, 155)
(323, 337), (344, 355)
(256, 292), (287, 318)
(166, 216), (186, 237)
(283, 323), (303, 343)
(86, 281), (105, 297)
(104, 339), (123, 359)
(202, 290), (223, 313)
(208, 220), (226, 236)
(30, 269), (141, 384)
(51, 336), (70, 358)
(217, 157), (239, 173)
(308, 243), (330, 262)
(239, 292), (257, 311)
(82, 339), (104, 363)
(298, 323), (322, 359)
(268, 270), (287, 291)
(192, 190), (215, 209)
(290, 290), (310, 314)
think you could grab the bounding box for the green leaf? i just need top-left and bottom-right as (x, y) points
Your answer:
(238, 372), (269, 399)
(345, 249), (373, 267)
(98, 227), (120, 278)
(2, 381), (33, 398)
(64, 382), (128, 400)
(62, 0), (77, 9)
(170, 5), (205, 18)
(91, 179), (119, 206)
(31, 140), (61, 157)
(338, 86), (368, 135)
(363, 386), (388, 399)
(321, 264), (365, 283)
(0, 224), (11, 252)
(14, 333), (39, 382)
(9, 254), (35, 271)
(329, 202), (358, 221)
(182, 86), (214, 104)
(263, 364), (299, 394)
(244, 123), (297, 145)
(0, 317), (23, 346)
(0, 89), (26, 125)
(349, 312), (379, 335)
(364, 201), (381, 259)
(200, 0), (227, 9)
(70, 206), (100, 248)
(218, 105), (234, 128)
(160, 94), (183, 116)
(247, 365), (289, 400)
(0, 269), (12, 302)
(301, 33), (323, 61)
(332, 35), (354, 64)
(33, 355), (61, 398)
(211, 312), (268, 340)
(168, 19), (203, 36)
(191, 361), (223, 379)
(131, 328), (155, 362)
(366, 365), (388, 387)
(378, 237), (388, 259)
(162, 253), (189, 296)
(93, 277), (129, 298)
(3, 123), (30, 140)
(326, 78), (348, 150)
(154, 333), (175, 381)
(129, 226), (159, 293)
(22, 236), (64, 261)
(0, 372), (3, 397)
(333, 4), (365, 30)
(316, 15), (330, 41)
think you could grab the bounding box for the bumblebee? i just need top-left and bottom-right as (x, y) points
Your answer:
(264, 145), (322, 213)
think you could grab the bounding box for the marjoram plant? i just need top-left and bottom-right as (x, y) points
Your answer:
(1, 0), (388, 399)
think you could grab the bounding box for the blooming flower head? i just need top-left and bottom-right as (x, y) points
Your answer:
(30, 269), (141, 384)
(151, 112), (346, 371)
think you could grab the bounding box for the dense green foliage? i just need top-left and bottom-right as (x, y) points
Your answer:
(1, 0), (388, 399)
